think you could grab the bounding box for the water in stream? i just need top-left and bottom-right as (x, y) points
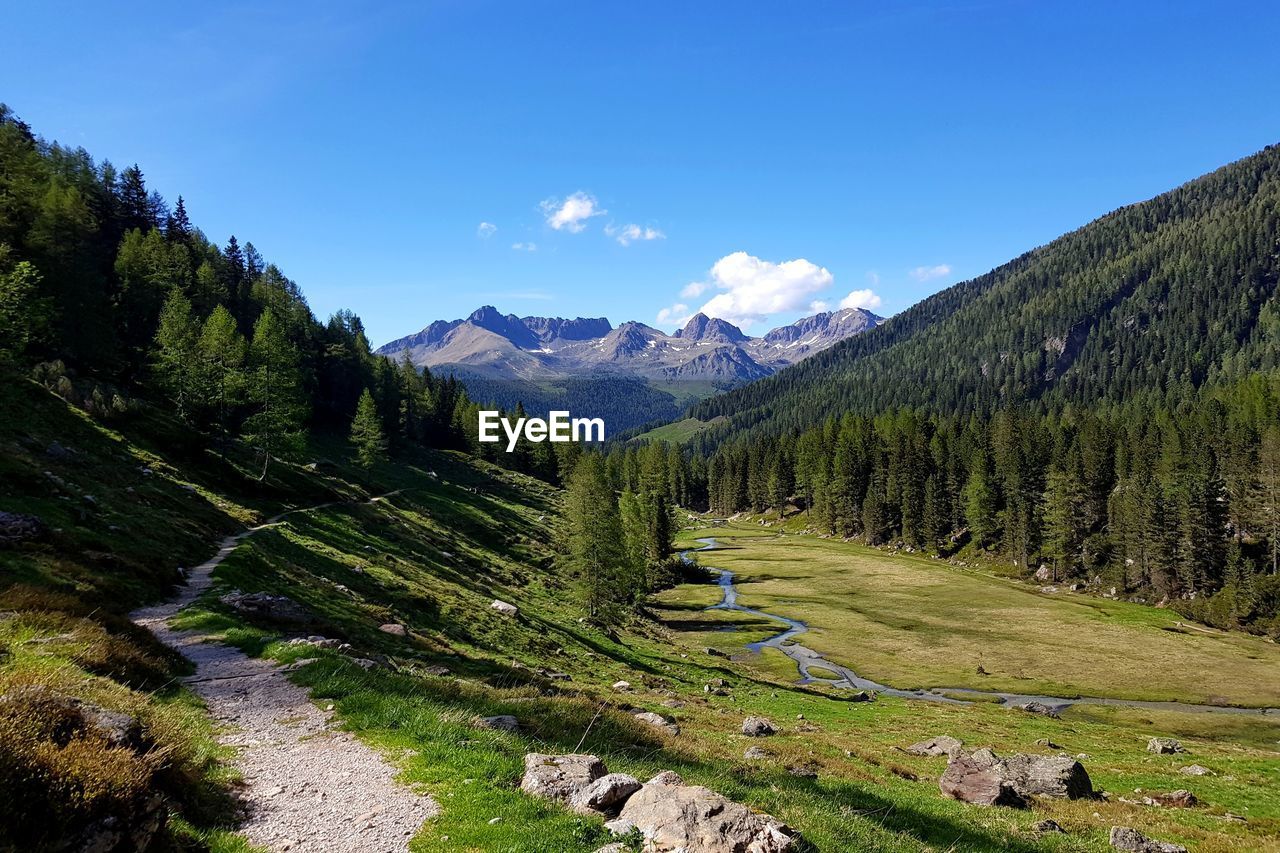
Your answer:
(689, 538), (1276, 716)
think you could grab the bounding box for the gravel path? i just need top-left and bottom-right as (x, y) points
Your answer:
(131, 493), (437, 852)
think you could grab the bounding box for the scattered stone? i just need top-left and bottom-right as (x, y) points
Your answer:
(421, 665), (451, 676)
(647, 771), (684, 787)
(848, 690), (876, 702)
(547, 672), (571, 681)
(633, 711), (680, 736)
(743, 746), (771, 760)
(1034, 819), (1065, 833)
(608, 781), (794, 852)
(570, 773), (642, 816)
(703, 647), (726, 657)
(1147, 737), (1184, 755)
(490, 599), (519, 617)
(906, 735), (964, 757)
(939, 748), (1093, 807)
(706, 678), (728, 688)
(1018, 701), (1060, 718)
(220, 590), (312, 626)
(0, 511), (46, 545)
(1108, 826), (1187, 852)
(612, 680), (631, 691)
(1179, 764), (1212, 776)
(1144, 790), (1197, 808)
(288, 635), (349, 650)
(520, 753), (607, 804)
(475, 715), (520, 732)
(742, 716), (777, 737)
(487, 817), (501, 825)
(1035, 564), (1052, 581)
(378, 623), (408, 636)
(592, 845), (628, 853)
(787, 764), (818, 779)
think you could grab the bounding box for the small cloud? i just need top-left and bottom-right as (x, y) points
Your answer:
(539, 191), (605, 233)
(687, 251), (835, 328)
(909, 264), (951, 282)
(839, 288), (883, 310)
(511, 242), (538, 252)
(606, 223), (665, 246)
(809, 300), (829, 313)
(680, 281), (708, 299)
(476, 221), (497, 239)
(656, 303), (690, 325)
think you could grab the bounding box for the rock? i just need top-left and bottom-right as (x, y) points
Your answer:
(1145, 789), (1197, 808)
(288, 635), (349, 650)
(609, 781), (795, 852)
(547, 672), (571, 681)
(647, 770), (684, 787)
(940, 749), (1093, 807)
(704, 647), (726, 657)
(1147, 737), (1183, 754)
(634, 711), (680, 736)
(906, 735), (964, 757)
(0, 511), (45, 545)
(742, 716), (776, 737)
(1108, 826), (1187, 852)
(1035, 564), (1052, 581)
(1178, 764), (1211, 776)
(0, 685), (149, 752)
(378, 623), (408, 636)
(490, 599), (519, 616)
(521, 753), (607, 803)
(1018, 701), (1061, 718)
(1033, 819), (1065, 833)
(1035, 738), (1063, 750)
(849, 690), (876, 702)
(787, 764), (818, 778)
(612, 680), (632, 691)
(421, 665), (451, 676)
(743, 746), (771, 760)
(707, 677), (729, 688)
(592, 845), (628, 853)
(219, 590), (312, 626)
(476, 715), (520, 732)
(570, 773), (642, 816)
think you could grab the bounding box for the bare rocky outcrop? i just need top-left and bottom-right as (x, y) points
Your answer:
(219, 589), (312, 627)
(906, 735), (964, 757)
(1147, 737), (1184, 754)
(570, 773), (642, 816)
(1109, 826), (1188, 852)
(939, 748), (1093, 807)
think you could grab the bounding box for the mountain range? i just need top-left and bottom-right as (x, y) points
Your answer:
(376, 305), (882, 384)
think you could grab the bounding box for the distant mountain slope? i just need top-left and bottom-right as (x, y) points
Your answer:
(377, 305), (883, 384)
(688, 143), (1280, 443)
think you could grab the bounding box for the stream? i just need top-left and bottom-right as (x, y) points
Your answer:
(688, 537), (1277, 717)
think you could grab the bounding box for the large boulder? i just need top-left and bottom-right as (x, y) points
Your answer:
(742, 716), (776, 737)
(491, 599), (519, 617)
(609, 782), (794, 852)
(940, 748), (1092, 807)
(0, 511), (45, 546)
(570, 773), (642, 816)
(1147, 737), (1184, 754)
(521, 753), (607, 804)
(219, 590), (311, 626)
(906, 735), (964, 757)
(1109, 826), (1188, 853)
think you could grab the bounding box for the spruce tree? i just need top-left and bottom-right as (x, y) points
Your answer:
(349, 388), (387, 468)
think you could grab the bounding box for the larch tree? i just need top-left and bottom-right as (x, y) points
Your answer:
(349, 388), (388, 468)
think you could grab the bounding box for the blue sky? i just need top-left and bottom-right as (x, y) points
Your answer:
(5, 1), (1279, 345)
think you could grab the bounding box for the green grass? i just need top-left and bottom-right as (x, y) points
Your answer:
(632, 415), (727, 444)
(662, 523), (1280, 707)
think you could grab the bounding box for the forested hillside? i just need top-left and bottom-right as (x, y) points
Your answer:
(689, 143), (1280, 438)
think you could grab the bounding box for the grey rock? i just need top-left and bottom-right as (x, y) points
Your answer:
(520, 753), (607, 804)
(1034, 819), (1065, 833)
(647, 770), (684, 787)
(940, 748), (1092, 807)
(743, 746), (771, 760)
(1178, 764), (1211, 776)
(742, 716), (776, 737)
(378, 623), (408, 636)
(1018, 701), (1060, 718)
(0, 511), (46, 545)
(490, 599), (519, 616)
(610, 781), (795, 852)
(848, 690), (876, 702)
(1147, 737), (1183, 754)
(570, 773), (642, 816)
(906, 735), (964, 757)
(219, 590), (312, 626)
(476, 715), (520, 732)
(1108, 826), (1187, 853)
(633, 710), (679, 736)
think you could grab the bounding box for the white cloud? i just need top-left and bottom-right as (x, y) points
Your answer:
(690, 251), (835, 328)
(680, 281), (707, 299)
(606, 223), (665, 246)
(809, 300), (829, 313)
(511, 242), (537, 252)
(539, 191), (605, 233)
(476, 221), (497, 238)
(909, 264), (951, 282)
(656, 303), (690, 325)
(839, 288), (883, 310)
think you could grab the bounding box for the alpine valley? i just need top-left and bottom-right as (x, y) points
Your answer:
(375, 306), (882, 432)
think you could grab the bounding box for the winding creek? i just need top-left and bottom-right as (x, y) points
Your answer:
(688, 537), (1277, 717)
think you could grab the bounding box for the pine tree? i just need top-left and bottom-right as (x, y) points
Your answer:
(243, 308), (308, 478)
(196, 305), (246, 454)
(166, 195), (191, 241)
(0, 245), (46, 365)
(153, 288), (200, 422)
(349, 388), (387, 468)
(564, 454), (630, 624)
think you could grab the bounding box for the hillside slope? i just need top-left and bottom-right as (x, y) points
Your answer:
(690, 143), (1280, 442)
